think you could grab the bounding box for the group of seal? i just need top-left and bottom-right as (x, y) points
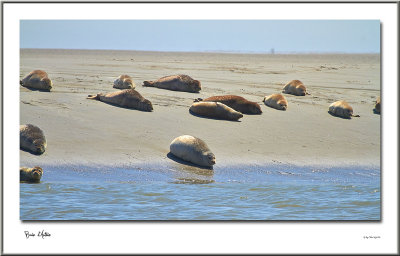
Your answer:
(20, 124), (46, 182)
(196, 95), (262, 115)
(191, 95), (262, 121)
(261, 79), (376, 119)
(20, 67), (380, 173)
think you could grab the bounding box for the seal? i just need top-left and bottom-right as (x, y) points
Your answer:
(87, 89), (153, 112)
(169, 135), (216, 168)
(190, 102), (243, 121)
(20, 167), (43, 183)
(113, 75), (136, 89)
(374, 97), (381, 114)
(143, 74), (201, 93)
(20, 70), (53, 91)
(20, 124), (47, 155)
(195, 95), (262, 114)
(282, 80), (309, 96)
(328, 100), (360, 119)
(263, 93), (288, 110)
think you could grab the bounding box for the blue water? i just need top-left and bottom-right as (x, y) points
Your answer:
(20, 164), (380, 220)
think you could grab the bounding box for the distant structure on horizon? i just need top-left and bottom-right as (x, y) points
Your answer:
(270, 48), (275, 54)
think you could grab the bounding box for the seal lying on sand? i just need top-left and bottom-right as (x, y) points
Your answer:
(195, 95), (262, 114)
(20, 167), (43, 183)
(282, 80), (308, 96)
(374, 97), (381, 114)
(143, 74), (201, 93)
(329, 100), (360, 119)
(20, 70), (53, 91)
(263, 94), (288, 110)
(87, 89), (153, 112)
(170, 135), (216, 168)
(190, 102), (243, 121)
(20, 124), (47, 155)
(113, 75), (136, 89)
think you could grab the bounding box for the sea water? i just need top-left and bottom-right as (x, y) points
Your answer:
(20, 164), (380, 220)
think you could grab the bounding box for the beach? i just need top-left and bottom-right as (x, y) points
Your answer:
(20, 49), (380, 169)
(18, 49), (381, 220)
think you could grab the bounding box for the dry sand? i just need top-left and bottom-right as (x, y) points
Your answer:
(20, 49), (380, 170)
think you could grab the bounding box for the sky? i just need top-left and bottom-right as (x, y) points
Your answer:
(20, 20), (380, 53)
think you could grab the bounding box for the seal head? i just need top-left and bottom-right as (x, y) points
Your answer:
(20, 166), (43, 183)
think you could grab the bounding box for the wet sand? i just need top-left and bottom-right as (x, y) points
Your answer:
(20, 49), (380, 170)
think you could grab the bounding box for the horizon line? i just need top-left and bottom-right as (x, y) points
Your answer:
(20, 47), (380, 55)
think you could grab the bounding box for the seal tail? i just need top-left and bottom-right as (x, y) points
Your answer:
(194, 98), (203, 102)
(87, 94), (100, 100)
(352, 114), (360, 118)
(143, 81), (154, 87)
(306, 92), (311, 95)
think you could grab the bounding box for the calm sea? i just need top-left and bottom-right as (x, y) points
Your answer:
(20, 164), (380, 220)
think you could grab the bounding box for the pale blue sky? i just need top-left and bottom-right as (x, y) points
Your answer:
(20, 20), (380, 53)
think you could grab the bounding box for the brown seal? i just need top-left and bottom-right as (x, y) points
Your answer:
(328, 100), (360, 119)
(20, 167), (43, 183)
(20, 70), (53, 91)
(190, 102), (243, 121)
(143, 74), (201, 93)
(282, 80), (308, 96)
(195, 95), (262, 114)
(20, 124), (47, 155)
(374, 97), (381, 114)
(263, 93), (288, 110)
(169, 135), (216, 168)
(87, 89), (153, 112)
(113, 75), (136, 89)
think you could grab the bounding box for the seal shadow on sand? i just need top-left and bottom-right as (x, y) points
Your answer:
(20, 87), (51, 92)
(20, 147), (45, 156)
(166, 152), (214, 173)
(327, 111), (352, 119)
(188, 109), (242, 122)
(94, 101), (153, 112)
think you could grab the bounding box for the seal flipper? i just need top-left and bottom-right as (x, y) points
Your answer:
(194, 98), (203, 102)
(143, 81), (154, 87)
(20, 80), (23, 86)
(87, 94), (100, 100)
(352, 114), (360, 117)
